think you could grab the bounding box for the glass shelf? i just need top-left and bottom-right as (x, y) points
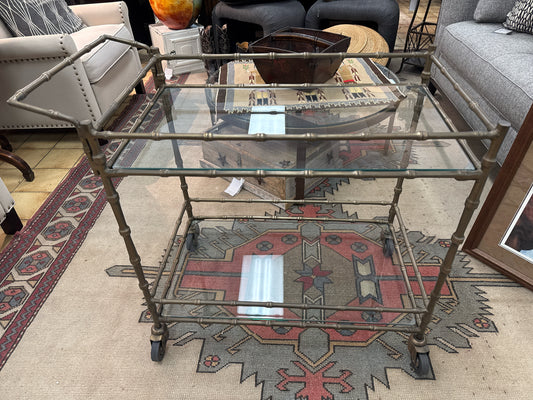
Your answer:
(156, 219), (424, 329)
(109, 84), (475, 173)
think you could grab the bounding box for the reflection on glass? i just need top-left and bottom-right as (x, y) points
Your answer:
(238, 255), (284, 318)
(248, 105), (286, 135)
(500, 184), (533, 263)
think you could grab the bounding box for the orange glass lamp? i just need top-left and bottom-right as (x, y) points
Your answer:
(149, 0), (202, 30)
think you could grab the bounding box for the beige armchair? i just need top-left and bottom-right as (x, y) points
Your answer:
(0, 1), (143, 130)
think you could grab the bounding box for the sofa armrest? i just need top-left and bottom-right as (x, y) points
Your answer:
(436, 0), (479, 41)
(71, 1), (133, 34)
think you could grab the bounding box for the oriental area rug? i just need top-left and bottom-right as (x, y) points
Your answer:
(0, 72), (532, 399)
(107, 204), (522, 400)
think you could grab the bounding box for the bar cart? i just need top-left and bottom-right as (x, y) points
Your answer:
(9, 37), (508, 375)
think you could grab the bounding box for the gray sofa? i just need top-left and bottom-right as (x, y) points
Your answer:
(431, 0), (533, 164)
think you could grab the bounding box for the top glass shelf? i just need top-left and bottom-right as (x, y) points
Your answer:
(109, 81), (475, 173)
(106, 58), (481, 173)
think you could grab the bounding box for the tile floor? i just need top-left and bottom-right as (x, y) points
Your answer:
(1, 132), (85, 249)
(0, 0), (441, 251)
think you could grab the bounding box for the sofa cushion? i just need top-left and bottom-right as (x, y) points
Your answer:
(70, 23), (133, 84)
(437, 21), (533, 130)
(0, 0), (85, 37)
(474, 0), (516, 22)
(504, 0), (533, 34)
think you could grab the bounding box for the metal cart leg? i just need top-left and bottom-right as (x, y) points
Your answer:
(77, 121), (169, 361)
(385, 83), (421, 253)
(408, 121), (509, 373)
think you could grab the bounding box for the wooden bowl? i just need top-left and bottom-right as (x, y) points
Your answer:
(249, 27), (350, 84)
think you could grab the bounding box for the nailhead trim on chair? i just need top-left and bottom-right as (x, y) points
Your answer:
(118, 2), (126, 25)
(1, 53), (74, 128)
(0, 35), (98, 129)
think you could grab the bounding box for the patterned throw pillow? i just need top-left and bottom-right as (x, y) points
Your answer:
(504, 0), (533, 34)
(0, 0), (86, 37)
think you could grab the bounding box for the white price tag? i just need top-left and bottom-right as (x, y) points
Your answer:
(164, 68), (173, 80)
(224, 178), (245, 196)
(494, 28), (512, 35)
(248, 105), (285, 135)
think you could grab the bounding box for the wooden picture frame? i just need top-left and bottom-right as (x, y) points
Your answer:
(464, 105), (533, 290)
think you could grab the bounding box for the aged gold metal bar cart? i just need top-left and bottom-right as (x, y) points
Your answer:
(9, 36), (508, 375)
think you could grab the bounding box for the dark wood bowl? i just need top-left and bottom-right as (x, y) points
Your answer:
(249, 27), (350, 84)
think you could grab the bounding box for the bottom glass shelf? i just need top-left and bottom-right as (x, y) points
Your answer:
(153, 214), (429, 331)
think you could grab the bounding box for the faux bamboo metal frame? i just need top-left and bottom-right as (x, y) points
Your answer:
(8, 35), (509, 370)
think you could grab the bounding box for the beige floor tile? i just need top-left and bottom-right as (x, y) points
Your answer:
(0, 233), (13, 252)
(10, 191), (50, 220)
(36, 148), (84, 169)
(0, 168), (25, 191)
(18, 133), (64, 149)
(55, 133), (84, 149)
(14, 168), (70, 192)
(0, 147), (49, 169)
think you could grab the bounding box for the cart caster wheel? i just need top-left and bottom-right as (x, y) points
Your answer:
(412, 352), (430, 375)
(185, 233), (198, 251)
(151, 340), (166, 362)
(186, 222), (199, 251)
(383, 238), (394, 258)
(380, 227), (394, 258)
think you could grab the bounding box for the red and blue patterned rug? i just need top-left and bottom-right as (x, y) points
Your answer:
(106, 203), (518, 400)
(0, 73), (183, 370)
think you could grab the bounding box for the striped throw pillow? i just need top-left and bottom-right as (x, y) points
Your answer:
(0, 0), (86, 37)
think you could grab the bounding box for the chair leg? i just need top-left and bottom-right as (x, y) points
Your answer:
(0, 135), (13, 151)
(0, 148), (35, 182)
(1, 207), (23, 234)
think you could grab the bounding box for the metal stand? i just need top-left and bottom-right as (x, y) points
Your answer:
(398, 0), (437, 72)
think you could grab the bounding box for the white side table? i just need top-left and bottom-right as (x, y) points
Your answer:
(149, 23), (205, 75)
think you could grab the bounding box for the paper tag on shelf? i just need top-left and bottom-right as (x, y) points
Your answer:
(224, 178), (244, 196)
(248, 105), (285, 135)
(164, 68), (173, 80)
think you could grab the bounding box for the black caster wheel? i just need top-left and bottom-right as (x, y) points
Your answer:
(412, 352), (430, 375)
(151, 340), (166, 362)
(380, 227), (394, 258)
(185, 232), (198, 251)
(383, 238), (394, 258)
(186, 222), (199, 251)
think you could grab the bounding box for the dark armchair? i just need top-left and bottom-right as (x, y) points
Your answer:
(305, 0), (400, 52)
